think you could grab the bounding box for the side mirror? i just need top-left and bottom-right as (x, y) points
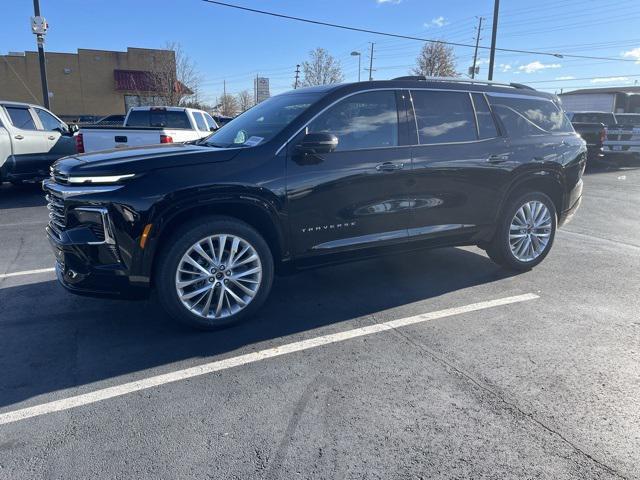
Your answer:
(68, 124), (79, 134)
(210, 125), (218, 132)
(296, 132), (338, 154)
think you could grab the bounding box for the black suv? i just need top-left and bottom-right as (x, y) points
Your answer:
(44, 78), (585, 329)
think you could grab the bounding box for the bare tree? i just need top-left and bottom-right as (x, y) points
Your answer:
(236, 90), (254, 113)
(412, 42), (458, 78)
(218, 93), (239, 117)
(150, 41), (201, 106)
(300, 48), (344, 87)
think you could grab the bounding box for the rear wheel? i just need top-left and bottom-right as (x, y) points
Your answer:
(485, 192), (557, 271)
(156, 216), (274, 330)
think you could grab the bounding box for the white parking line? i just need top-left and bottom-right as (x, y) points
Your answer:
(0, 267), (55, 279)
(0, 293), (538, 426)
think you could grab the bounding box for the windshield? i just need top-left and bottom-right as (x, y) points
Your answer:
(203, 93), (321, 148)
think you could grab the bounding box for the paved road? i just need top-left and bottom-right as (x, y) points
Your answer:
(0, 165), (639, 479)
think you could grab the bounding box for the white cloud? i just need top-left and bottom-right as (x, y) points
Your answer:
(499, 63), (512, 72)
(555, 76), (574, 80)
(424, 16), (449, 28)
(622, 47), (640, 63)
(518, 61), (562, 73)
(591, 77), (630, 84)
(377, 0), (402, 4)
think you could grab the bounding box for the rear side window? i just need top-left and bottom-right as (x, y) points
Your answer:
(471, 93), (499, 139)
(5, 107), (37, 130)
(489, 95), (573, 136)
(193, 112), (208, 131)
(126, 110), (191, 128)
(411, 91), (477, 144)
(308, 90), (399, 151)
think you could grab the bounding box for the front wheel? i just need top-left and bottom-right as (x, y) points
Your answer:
(156, 216), (274, 330)
(485, 192), (557, 271)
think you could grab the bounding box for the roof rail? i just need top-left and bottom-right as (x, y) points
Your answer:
(392, 75), (535, 91)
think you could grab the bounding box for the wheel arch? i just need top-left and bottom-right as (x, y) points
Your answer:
(501, 170), (565, 220)
(144, 197), (288, 284)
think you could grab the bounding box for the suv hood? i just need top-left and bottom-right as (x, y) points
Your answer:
(53, 143), (242, 177)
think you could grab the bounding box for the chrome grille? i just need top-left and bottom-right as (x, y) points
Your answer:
(46, 191), (66, 238)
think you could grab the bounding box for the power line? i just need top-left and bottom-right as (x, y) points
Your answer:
(201, 0), (639, 63)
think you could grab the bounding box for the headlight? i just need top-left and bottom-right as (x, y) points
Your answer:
(67, 174), (135, 184)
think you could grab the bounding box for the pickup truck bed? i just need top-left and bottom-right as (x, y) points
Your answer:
(79, 126), (192, 153)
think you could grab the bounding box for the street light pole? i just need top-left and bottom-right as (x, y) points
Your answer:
(368, 42), (375, 81)
(488, 0), (500, 81)
(350, 51), (361, 82)
(32, 0), (50, 109)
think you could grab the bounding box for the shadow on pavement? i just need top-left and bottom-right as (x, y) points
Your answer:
(0, 183), (47, 209)
(0, 246), (516, 408)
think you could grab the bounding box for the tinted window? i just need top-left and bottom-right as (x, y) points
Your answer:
(411, 91), (477, 144)
(471, 93), (499, 139)
(571, 112), (615, 125)
(126, 110), (191, 128)
(204, 113), (218, 130)
(35, 108), (64, 131)
(308, 91), (398, 151)
(193, 112), (207, 131)
(615, 113), (640, 125)
(5, 107), (37, 130)
(489, 95), (573, 134)
(490, 104), (542, 138)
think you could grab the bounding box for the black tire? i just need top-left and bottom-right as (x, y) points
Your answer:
(485, 192), (557, 271)
(155, 216), (274, 330)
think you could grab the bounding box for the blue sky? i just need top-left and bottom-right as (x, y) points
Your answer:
(2, 0), (639, 104)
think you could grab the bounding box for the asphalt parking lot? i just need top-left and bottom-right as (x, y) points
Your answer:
(0, 165), (639, 479)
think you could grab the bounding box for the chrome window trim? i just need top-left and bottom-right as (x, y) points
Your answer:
(277, 86), (529, 155)
(469, 92), (481, 140)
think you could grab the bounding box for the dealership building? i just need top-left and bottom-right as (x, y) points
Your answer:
(0, 47), (180, 120)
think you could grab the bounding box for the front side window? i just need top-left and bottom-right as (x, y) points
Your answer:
(35, 108), (65, 131)
(5, 107), (37, 130)
(204, 93), (321, 148)
(411, 91), (477, 144)
(489, 95), (573, 135)
(204, 113), (218, 130)
(307, 91), (399, 151)
(193, 112), (208, 131)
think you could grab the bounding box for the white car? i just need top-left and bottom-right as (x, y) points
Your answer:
(78, 106), (219, 153)
(0, 101), (76, 185)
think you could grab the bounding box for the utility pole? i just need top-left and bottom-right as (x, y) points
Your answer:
(471, 16), (484, 80)
(294, 64), (300, 89)
(223, 79), (226, 97)
(367, 42), (375, 81)
(487, 0), (500, 81)
(31, 0), (50, 109)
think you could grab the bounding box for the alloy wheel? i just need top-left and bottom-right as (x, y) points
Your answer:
(508, 200), (553, 262)
(175, 234), (262, 320)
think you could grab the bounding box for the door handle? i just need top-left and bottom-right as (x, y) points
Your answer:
(48, 135), (56, 140)
(375, 162), (404, 172)
(487, 154), (509, 164)
(14, 135), (24, 140)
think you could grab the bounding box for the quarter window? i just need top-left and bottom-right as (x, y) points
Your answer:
(488, 95), (573, 135)
(5, 107), (37, 130)
(471, 93), (499, 139)
(411, 91), (477, 144)
(308, 91), (399, 151)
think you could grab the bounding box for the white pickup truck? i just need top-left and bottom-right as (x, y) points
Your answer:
(78, 106), (219, 153)
(1, 100), (77, 185)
